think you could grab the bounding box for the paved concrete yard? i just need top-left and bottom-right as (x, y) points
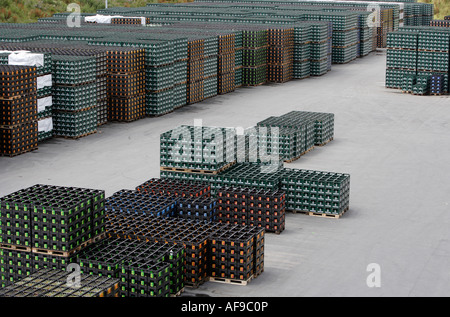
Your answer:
(1, 50), (449, 297)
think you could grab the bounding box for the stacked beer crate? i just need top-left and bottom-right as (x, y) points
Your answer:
(93, 49), (108, 127)
(0, 184), (106, 287)
(105, 212), (264, 287)
(308, 22), (331, 76)
(235, 28), (243, 88)
(0, 65), (38, 157)
(203, 35), (219, 99)
(218, 33), (236, 94)
(172, 38), (189, 110)
(416, 28), (450, 94)
(328, 13), (359, 64)
(276, 111), (335, 146)
(358, 12), (377, 57)
(187, 38), (205, 104)
(135, 178), (215, 223)
(51, 55), (98, 139)
(107, 47), (146, 122)
(386, 26), (450, 95)
(75, 237), (185, 297)
(216, 187), (286, 234)
(280, 168), (350, 218)
(0, 51), (53, 142)
(293, 23), (312, 79)
(159, 125), (236, 174)
(243, 125), (304, 164)
(0, 42), (109, 127)
(0, 268), (120, 297)
(242, 28), (268, 86)
(143, 39), (177, 116)
(36, 53), (54, 141)
(104, 189), (177, 218)
(255, 111), (331, 163)
(430, 73), (445, 95)
(385, 31), (418, 90)
(430, 20), (450, 28)
(267, 26), (294, 83)
(377, 7), (395, 48)
(208, 224), (264, 282)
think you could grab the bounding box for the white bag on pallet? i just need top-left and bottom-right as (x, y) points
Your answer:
(37, 74), (52, 89)
(37, 96), (53, 113)
(38, 117), (53, 133)
(8, 51), (44, 68)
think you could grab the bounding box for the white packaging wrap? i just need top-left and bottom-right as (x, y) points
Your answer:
(8, 51), (44, 68)
(85, 14), (146, 25)
(37, 74), (52, 90)
(37, 96), (53, 113)
(38, 117), (53, 133)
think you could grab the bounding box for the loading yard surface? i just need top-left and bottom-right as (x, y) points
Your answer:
(0, 50), (449, 297)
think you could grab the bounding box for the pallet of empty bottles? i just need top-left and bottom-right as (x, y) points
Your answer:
(106, 48), (146, 122)
(430, 20), (450, 28)
(161, 160), (350, 219)
(254, 111), (334, 162)
(105, 212), (264, 286)
(0, 42), (109, 127)
(280, 168), (350, 217)
(0, 268), (120, 297)
(0, 65), (38, 157)
(105, 189), (177, 218)
(74, 237), (185, 297)
(0, 184), (106, 287)
(217, 187), (286, 234)
(50, 55), (98, 138)
(136, 178), (211, 198)
(0, 51), (53, 101)
(385, 26), (450, 94)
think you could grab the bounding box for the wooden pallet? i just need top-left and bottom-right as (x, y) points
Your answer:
(0, 243), (32, 252)
(208, 275), (253, 286)
(284, 146), (315, 163)
(0, 95), (23, 101)
(317, 137), (334, 147)
(184, 279), (207, 289)
(57, 80), (96, 88)
(160, 161), (236, 175)
(417, 49), (449, 53)
(147, 110), (174, 118)
(54, 130), (97, 140)
(289, 207), (348, 219)
(242, 82), (266, 87)
(170, 288), (185, 297)
(1, 147), (38, 158)
(31, 232), (106, 257)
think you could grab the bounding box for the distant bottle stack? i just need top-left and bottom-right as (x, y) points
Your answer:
(52, 55), (98, 139)
(0, 65), (38, 157)
(430, 20), (450, 27)
(106, 48), (146, 122)
(0, 184), (106, 287)
(0, 268), (120, 297)
(430, 73), (445, 95)
(216, 187), (286, 234)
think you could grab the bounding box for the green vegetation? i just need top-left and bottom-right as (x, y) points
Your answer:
(1, 1), (448, 25)
(420, 0), (450, 20)
(0, 0), (191, 23)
